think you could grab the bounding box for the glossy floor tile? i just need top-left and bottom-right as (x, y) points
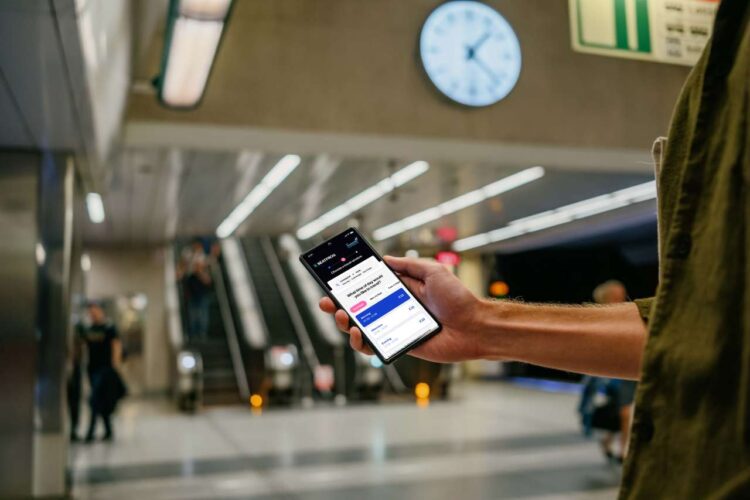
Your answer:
(70, 382), (621, 499)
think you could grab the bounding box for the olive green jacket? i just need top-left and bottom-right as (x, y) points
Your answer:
(620, 1), (750, 498)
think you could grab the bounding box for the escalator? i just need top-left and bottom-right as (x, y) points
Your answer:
(177, 251), (241, 406)
(217, 240), (268, 400)
(242, 237), (313, 403)
(173, 240), (274, 407)
(275, 235), (359, 401)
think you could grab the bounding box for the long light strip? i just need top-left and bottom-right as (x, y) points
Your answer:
(452, 180), (657, 252)
(86, 193), (106, 224)
(372, 166), (545, 241)
(295, 161), (430, 240)
(217, 155), (301, 238)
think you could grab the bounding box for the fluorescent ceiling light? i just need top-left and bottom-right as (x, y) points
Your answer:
(81, 253), (92, 272)
(36, 243), (46, 266)
(86, 193), (106, 224)
(180, 0), (231, 17)
(159, 0), (232, 108)
(217, 155), (301, 238)
(296, 161), (430, 240)
(452, 180), (657, 252)
(373, 166), (544, 241)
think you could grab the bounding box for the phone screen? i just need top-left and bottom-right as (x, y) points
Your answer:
(301, 228), (441, 362)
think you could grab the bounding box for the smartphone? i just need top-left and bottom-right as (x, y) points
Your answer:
(299, 227), (442, 364)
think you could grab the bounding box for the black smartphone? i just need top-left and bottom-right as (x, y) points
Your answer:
(299, 227), (442, 364)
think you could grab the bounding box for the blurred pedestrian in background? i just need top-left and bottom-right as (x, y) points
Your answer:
(579, 281), (636, 463)
(79, 302), (126, 442)
(178, 238), (213, 342)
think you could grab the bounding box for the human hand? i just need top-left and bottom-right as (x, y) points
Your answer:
(319, 256), (487, 363)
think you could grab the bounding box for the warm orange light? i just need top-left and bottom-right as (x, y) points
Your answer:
(249, 394), (263, 408)
(489, 281), (509, 297)
(416, 397), (430, 408)
(414, 382), (430, 400)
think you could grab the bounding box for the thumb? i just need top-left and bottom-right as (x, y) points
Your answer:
(384, 255), (433, 280)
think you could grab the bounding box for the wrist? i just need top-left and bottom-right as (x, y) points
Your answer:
(472, 299), (522, 361)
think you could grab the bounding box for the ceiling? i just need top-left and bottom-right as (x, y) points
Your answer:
(0, 1), (85, 151)
(0, 1), (667, 253)
(0, 0), (131, 191)
(83, 145), (655, 253)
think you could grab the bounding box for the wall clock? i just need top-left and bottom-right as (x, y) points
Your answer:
(419, 1), (522, 107)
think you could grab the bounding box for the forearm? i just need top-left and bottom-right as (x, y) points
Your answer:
(112, 340), (123, 368)
(477, 300), (647, 380)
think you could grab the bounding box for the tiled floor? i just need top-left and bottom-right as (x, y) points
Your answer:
(70, 382), (621, 499)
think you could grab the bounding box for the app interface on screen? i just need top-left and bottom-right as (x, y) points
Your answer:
(304, 230), (439, 359)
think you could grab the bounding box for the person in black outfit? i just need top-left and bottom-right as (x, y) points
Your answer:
(80, 302), (124, 442)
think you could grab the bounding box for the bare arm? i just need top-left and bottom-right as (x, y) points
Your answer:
(474, 300), (647, 380)
(112, 338), (123, 369)
(320, 256), (648, 380)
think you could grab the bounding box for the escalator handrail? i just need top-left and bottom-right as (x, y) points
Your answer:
(278, 234), (344, 347)
(260, 236), (321, 371)
(384, 365), (408, 393)
(211, 261), (251, 400)
(164, 247), (185, 351)
(220, 238), (269, 349)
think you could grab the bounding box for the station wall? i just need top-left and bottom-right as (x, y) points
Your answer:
(128, 0), (691, 152)
(86, 247), (170, 393)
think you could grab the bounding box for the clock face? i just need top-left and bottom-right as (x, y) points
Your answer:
(419, 1), (522, 107)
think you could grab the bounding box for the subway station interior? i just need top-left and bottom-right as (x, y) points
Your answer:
(0, 0), (732, 499)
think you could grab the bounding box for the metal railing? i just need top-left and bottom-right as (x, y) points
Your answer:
(164, 247), (185, 351)
(260, 237), (321, 373)
(277, 234), (348, 400)
(211, 260), (250, 401)
(220, 237), (269, 349)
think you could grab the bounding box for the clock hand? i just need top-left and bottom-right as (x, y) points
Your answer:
(471, 56), (500, 85)
(470, 32), (491, 52)
(466, 32), (491, 60)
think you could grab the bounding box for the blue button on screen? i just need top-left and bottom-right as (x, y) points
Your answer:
(355, 288), (409, 327)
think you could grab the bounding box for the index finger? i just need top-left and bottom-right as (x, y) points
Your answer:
(383, 255), (435, 280)
(319, 296), (336, 314)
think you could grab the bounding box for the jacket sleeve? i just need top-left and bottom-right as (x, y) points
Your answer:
(633, 297), (655, 325)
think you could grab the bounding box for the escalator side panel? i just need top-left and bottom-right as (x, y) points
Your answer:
(219, 255), (267, 396)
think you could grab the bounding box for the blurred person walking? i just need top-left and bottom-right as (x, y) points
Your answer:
(580, 281), (637, 463)
(79, 302), (126, 442)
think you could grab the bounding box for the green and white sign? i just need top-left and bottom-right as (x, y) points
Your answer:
(569, 0), (719, 66)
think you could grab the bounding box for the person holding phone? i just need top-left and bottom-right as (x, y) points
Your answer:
(319, 1), (749, 497)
